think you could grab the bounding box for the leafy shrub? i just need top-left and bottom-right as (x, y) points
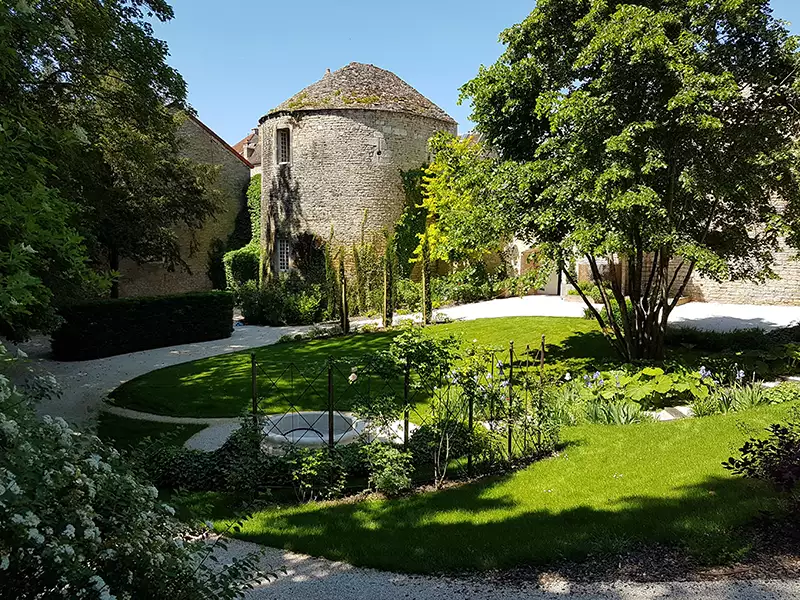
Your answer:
(142, 421), (292, 497)
(284, 447), (347, 502)
(581, 366), (711, 410)
(724, 408), (800, 492)
(765, 382), (800, 405)
(408, 421), (476, 465)
(363, 444), (412, 496)
(568, 281), (607, 303)
(239, 278), (325, 326)
(433, 263), (496, 306)
(395, 278), (421, 311)
(665, 326), (771, 352)
(0, 358), (262, 599)
(52, 291), (233, 360)
(223, 243), (260, 290)
(599, 297), (634, 332)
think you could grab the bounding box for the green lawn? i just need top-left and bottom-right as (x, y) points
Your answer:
(96, 413), (206, 451)
(219, 403), (794, 573)
(110, 317), (608, 418)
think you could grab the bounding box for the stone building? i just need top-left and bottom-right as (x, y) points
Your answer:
(233, 129), (262, 176)
(117, 113), (252, 297)
(257, 62), (457, 275)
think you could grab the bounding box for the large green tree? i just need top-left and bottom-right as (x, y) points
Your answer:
(459, 0), (800, 360)
(1, 0), (221, 338)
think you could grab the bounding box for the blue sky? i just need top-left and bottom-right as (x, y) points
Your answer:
(154, 0), (800, 145)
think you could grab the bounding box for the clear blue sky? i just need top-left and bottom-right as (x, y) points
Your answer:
(154, 0), (800, 145)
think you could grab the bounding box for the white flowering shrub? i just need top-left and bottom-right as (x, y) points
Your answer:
(0, 351), (266, 599)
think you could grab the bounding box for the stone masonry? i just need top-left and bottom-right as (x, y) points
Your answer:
(118, 113), (252, 297)
(258, 63), (457, 273)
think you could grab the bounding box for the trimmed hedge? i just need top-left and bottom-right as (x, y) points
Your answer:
(52, 291), (234, 361)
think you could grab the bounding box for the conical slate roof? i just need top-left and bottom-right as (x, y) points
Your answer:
(261, 62), (456, 124)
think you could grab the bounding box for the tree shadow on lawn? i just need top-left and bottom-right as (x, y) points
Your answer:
(232, 473), (781, 575)
(110, 332), (399, 417)
(542, 329), (619, 370)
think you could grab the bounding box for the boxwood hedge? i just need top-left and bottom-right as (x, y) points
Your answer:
(52, 291), (234, 361)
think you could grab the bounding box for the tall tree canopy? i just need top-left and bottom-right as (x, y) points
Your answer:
(456, 0), (800, 360)
(1, 0), (220, 339)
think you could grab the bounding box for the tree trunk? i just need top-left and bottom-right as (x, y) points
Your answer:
(421, 237), (432, 325)
(109, 246), (120, 299)
(339, 257), (350, 334)
(382, 252), (394, 328)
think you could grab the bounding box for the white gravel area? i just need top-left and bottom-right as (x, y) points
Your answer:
(670, 302), (800, 332)
(215, 539), (800, 600)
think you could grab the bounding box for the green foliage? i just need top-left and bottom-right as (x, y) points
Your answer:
(693, 382), (772, 416)
(724, 407), (800, 492)
(349, 216), (384, 317)
(582, 366), (711, 410)
(364, 444), (412, 496)
(285, 448), (347, 502)
(460, 0), (800, 360)
(422, 133), (507, 264)
(666, 325), (800, 354)
(395, 168), (427, 277)
(388, 324), (459, 379)
(224, 243), (260, 291)
(51, 291), (233, 361)
(0, 354), (262, 599)
(395, 278), (422, 311)
(568, 281), (606, 303)
(432, 263), (496, 306)
(238, 277), (325, 326)
(765, 382), (800, 405)
(408, 422), (476, 466)
(2, 0), (223, 333)
(246, 175), (262, 242)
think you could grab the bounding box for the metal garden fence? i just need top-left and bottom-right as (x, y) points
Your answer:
(246, 335), (558, 484)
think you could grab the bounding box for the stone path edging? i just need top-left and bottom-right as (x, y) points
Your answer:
(103, 405), (240, 426)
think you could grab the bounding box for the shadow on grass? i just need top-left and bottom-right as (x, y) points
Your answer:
(228, 473), (779, 575)
(110, 332), (399, 417)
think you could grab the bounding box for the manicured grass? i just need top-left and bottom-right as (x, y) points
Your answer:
(110, 317), (607, 418)
(96, 413), (206, 451)
(221, 403), (795, 574)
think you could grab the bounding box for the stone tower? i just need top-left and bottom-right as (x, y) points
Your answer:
(258, 62), (457, 275)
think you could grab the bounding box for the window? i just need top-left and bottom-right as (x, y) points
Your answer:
(277, 238), (291, 273)
(276, 128), (290, 164)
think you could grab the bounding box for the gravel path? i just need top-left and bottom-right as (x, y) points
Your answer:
(215, 539), (800, 600)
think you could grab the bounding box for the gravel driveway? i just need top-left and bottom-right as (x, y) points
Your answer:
(217, 540), (800, 600)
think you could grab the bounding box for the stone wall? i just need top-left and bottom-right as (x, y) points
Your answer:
(118, 114), (251, 297)
(579, 247), (800, 305)
(684, 242), (800, 305)
(259, 109), (456, 273)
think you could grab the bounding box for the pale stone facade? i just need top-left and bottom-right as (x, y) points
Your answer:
(258, 63), (457, 273)
(118, 114), (252, 297)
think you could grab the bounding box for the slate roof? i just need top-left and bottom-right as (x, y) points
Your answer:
(261, 62), (456, 124)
